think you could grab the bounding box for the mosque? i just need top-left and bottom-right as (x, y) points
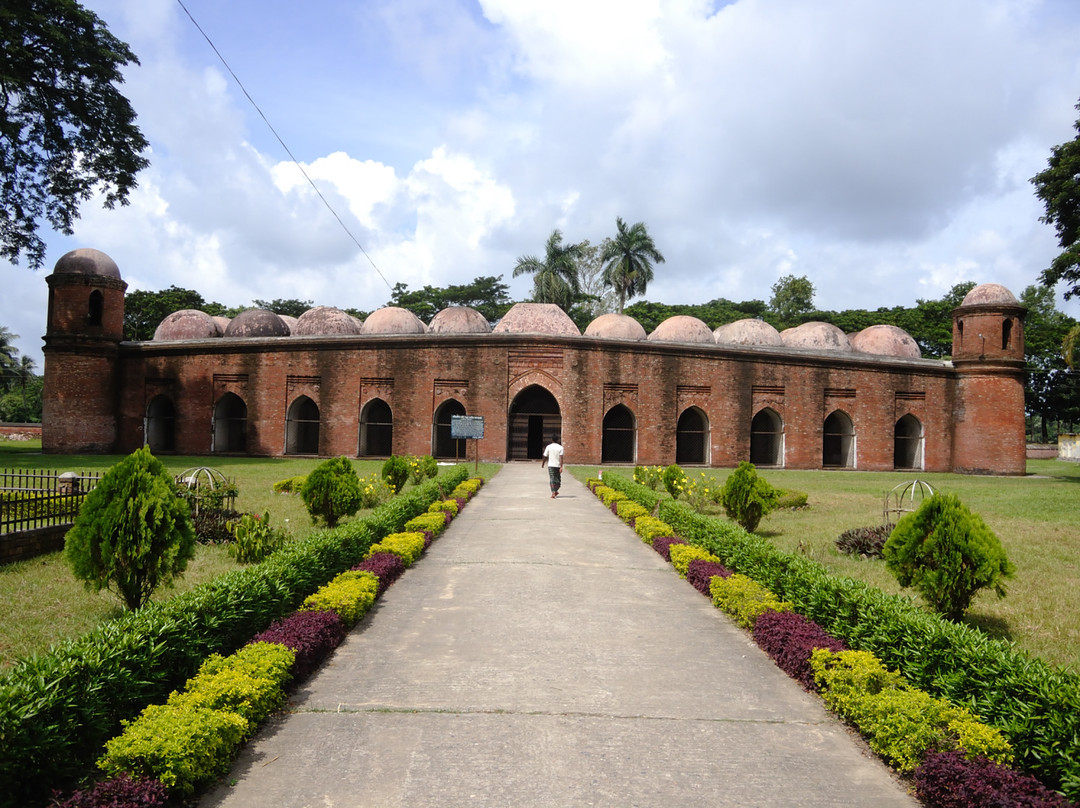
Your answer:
(42, 248), (1028, 474)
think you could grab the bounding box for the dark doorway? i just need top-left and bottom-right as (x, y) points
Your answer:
(213, 393), (247, 453)
(676, 407), (709, 465)
(508, 386), (561, 460)
(894, 414), (923, 469)
(359, 398), (393, 456)
(823, 410), (855, 468)
(145, 395), (175, 453)
(433, 399), (467, 459)
(750, 408), (783, 466)
(286, 396), (320, 455)
(602, 405), (636, 464)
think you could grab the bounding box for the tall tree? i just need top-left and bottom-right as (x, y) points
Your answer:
(599, 218), (665, 313)
(1021, 285), (1080, 441)
(0, 0), (150, 268)
(1032, 98), (1080, 300)
(0, 326), (19, 389)
(512, 229), (586, 312)
(768, 274), (816, 327)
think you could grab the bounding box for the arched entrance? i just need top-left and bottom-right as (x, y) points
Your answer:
(507, 385), (561, 460)
(823, 410), (855, 468)
(750, 408), (784, 466)
(213, 393), (247, 453)
(433, 399), (467, 459)
(145, 395), (175, 453)
(676, 407), (709, 465)
(359, 398), (393, 457)
(602, 405), (636, 464)
(286, 395), (320, 455)
(894, 414), (924, 470)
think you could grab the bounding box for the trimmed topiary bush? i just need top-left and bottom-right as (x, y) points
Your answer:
(64, 446), (196, 611)
(710, 574), (791, 629)
(381, 455), (410, 494)
(299, 570), (379, 627)
(668, 544), (720, 578)
(405, 511), (448, 536)
(366, 531), (426, 567)
(633, 515), (674, 545)
(883, 493), (1015, 621)
(719, 461), (777, 533)
(300, 457), (362, 528)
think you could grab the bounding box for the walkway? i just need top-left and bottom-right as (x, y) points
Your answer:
(201, 464), (917, 807)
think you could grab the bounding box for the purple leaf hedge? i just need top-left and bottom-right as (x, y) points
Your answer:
(650, 535), (686, 561)
(249, 610), (346, 683)
(686, 559), (732, 597)
(353, 551), (406, 597)
(751, 609), (847, 691)
(914, 750), (1076, 808)
(51, 774), (169, 808)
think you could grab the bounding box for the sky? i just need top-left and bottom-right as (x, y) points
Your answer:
(6, 0), (1080, 368)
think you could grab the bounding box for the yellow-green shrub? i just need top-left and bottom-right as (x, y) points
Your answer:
(99, 702), (248, 794)
(272, 475), (308, 494)
(615, 500), (649, 523)
(366, 531), (426, 566)
(405, 512), (447, 536)
(452, 478), (482, 499)
(669, 544), (720, 578)
(633, 515), (674, 545)
(709, 573), (792, 628)
(173, 642), (294, 730)
(300, 570), (379, 626)
(429, 499), (459, 516)
(810, 648), (1012, 771)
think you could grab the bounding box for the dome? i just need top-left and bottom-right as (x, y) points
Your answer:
(492, 303), (580, 336)
(961, 283), (1019, 307)
(362, 306), (428, 335)
(223, 308), (290, 338)
(780, 321), (852, 351)
(429, 306), (491, 334)
(851, 324), (921, 358)
(293, 306), (364, 336)
(278, 315), (297, 334)
(714, 318), (783, 347)
(52, 248), (121, 279)
(584, 313), (647, 340)
(212, 316), (231, 332)
(648, 315), (714, 344)
(153, 309), (223, 341)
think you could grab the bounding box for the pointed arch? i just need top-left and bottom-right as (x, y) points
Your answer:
(602, 404), (636, 464)
(750, 408), (784, 467)
(213, 393), (247, 453)
(286, 395), (320, 455)
(823, 410), (855, 468)
(507, 385), (561, 460)
(676, 406), (709, 465)
(359, 398), (393, 457)
(433, 399), (466, 459)
(894, 414), (924, 470)
(145, 395), (175, 453)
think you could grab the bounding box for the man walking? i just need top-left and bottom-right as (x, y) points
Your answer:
(541, 433), (564, 498)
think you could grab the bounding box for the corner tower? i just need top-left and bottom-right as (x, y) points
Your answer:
(950, 283), (1026, 475)
(43, 248), (127, 453)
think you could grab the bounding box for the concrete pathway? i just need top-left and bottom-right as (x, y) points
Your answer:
(201, 464), (917, 808)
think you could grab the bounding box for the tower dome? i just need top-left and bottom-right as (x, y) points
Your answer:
(961, 283), (1019, 307)
(52, 247), (121, 279)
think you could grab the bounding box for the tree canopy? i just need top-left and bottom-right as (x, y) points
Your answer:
(768, 274), (816, 327)
(387, 275), (512, 324)
(600, 217), (665, 313)
(124, 286), (227, 341)
(0, 0), (149, 268)
(1032, 98), (1080, 300)
(512, 229), (586, 312)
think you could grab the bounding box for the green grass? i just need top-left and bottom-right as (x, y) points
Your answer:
(0, 448), (496, 669)
(571, 460), (1080, 672)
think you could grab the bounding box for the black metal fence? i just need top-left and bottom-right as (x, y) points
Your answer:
(0, 469), (103, 535)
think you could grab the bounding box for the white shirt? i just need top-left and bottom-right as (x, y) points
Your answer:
(543, 442), (564, 468)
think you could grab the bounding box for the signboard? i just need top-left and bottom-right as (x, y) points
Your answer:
(450, 415), (485, 440)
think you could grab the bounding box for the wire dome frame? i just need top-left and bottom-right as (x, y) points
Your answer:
(175, 466), (235, 516)
(883, 479), (936, 525)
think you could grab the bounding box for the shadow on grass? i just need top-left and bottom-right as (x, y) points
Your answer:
(963, 613), (1014, 643)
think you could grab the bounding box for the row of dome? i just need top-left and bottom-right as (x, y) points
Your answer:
(153, 302), (928, 358)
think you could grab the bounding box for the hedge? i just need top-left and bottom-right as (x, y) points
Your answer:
(600, 470), (1080, 800)
(0, 465), (469, 808)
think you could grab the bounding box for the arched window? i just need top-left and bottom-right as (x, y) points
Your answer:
(602, 405), (636, 464)
(433, 399), (466, 459)
(507, 385), (561, 460)
(145, 395), (175, 453)
(750, 408), (784, 466)
(359, 398), (393, 457)
(894, 414), (924, 470)
(1002, 318), (1013, 350)
(213, 393), (247, 453)
(286, 395), (320, 455)
(88, 290), (104, 327)
(676, 407), (709, 465)
(822, 410), (855, 468)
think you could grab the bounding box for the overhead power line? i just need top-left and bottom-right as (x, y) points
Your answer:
(174, 0), (393, 293)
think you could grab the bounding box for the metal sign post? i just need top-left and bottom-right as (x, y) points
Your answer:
(450, 415), (485, 473)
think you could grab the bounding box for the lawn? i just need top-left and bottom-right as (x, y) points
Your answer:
(571, 460), (1080, 672)
(0, 443), (496, 669)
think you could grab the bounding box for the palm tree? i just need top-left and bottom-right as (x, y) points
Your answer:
(17, 354), (35, 414)
(0, 327), (18, 392)
(512, 229), (586, 312)
(600, 217), (666, 313)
